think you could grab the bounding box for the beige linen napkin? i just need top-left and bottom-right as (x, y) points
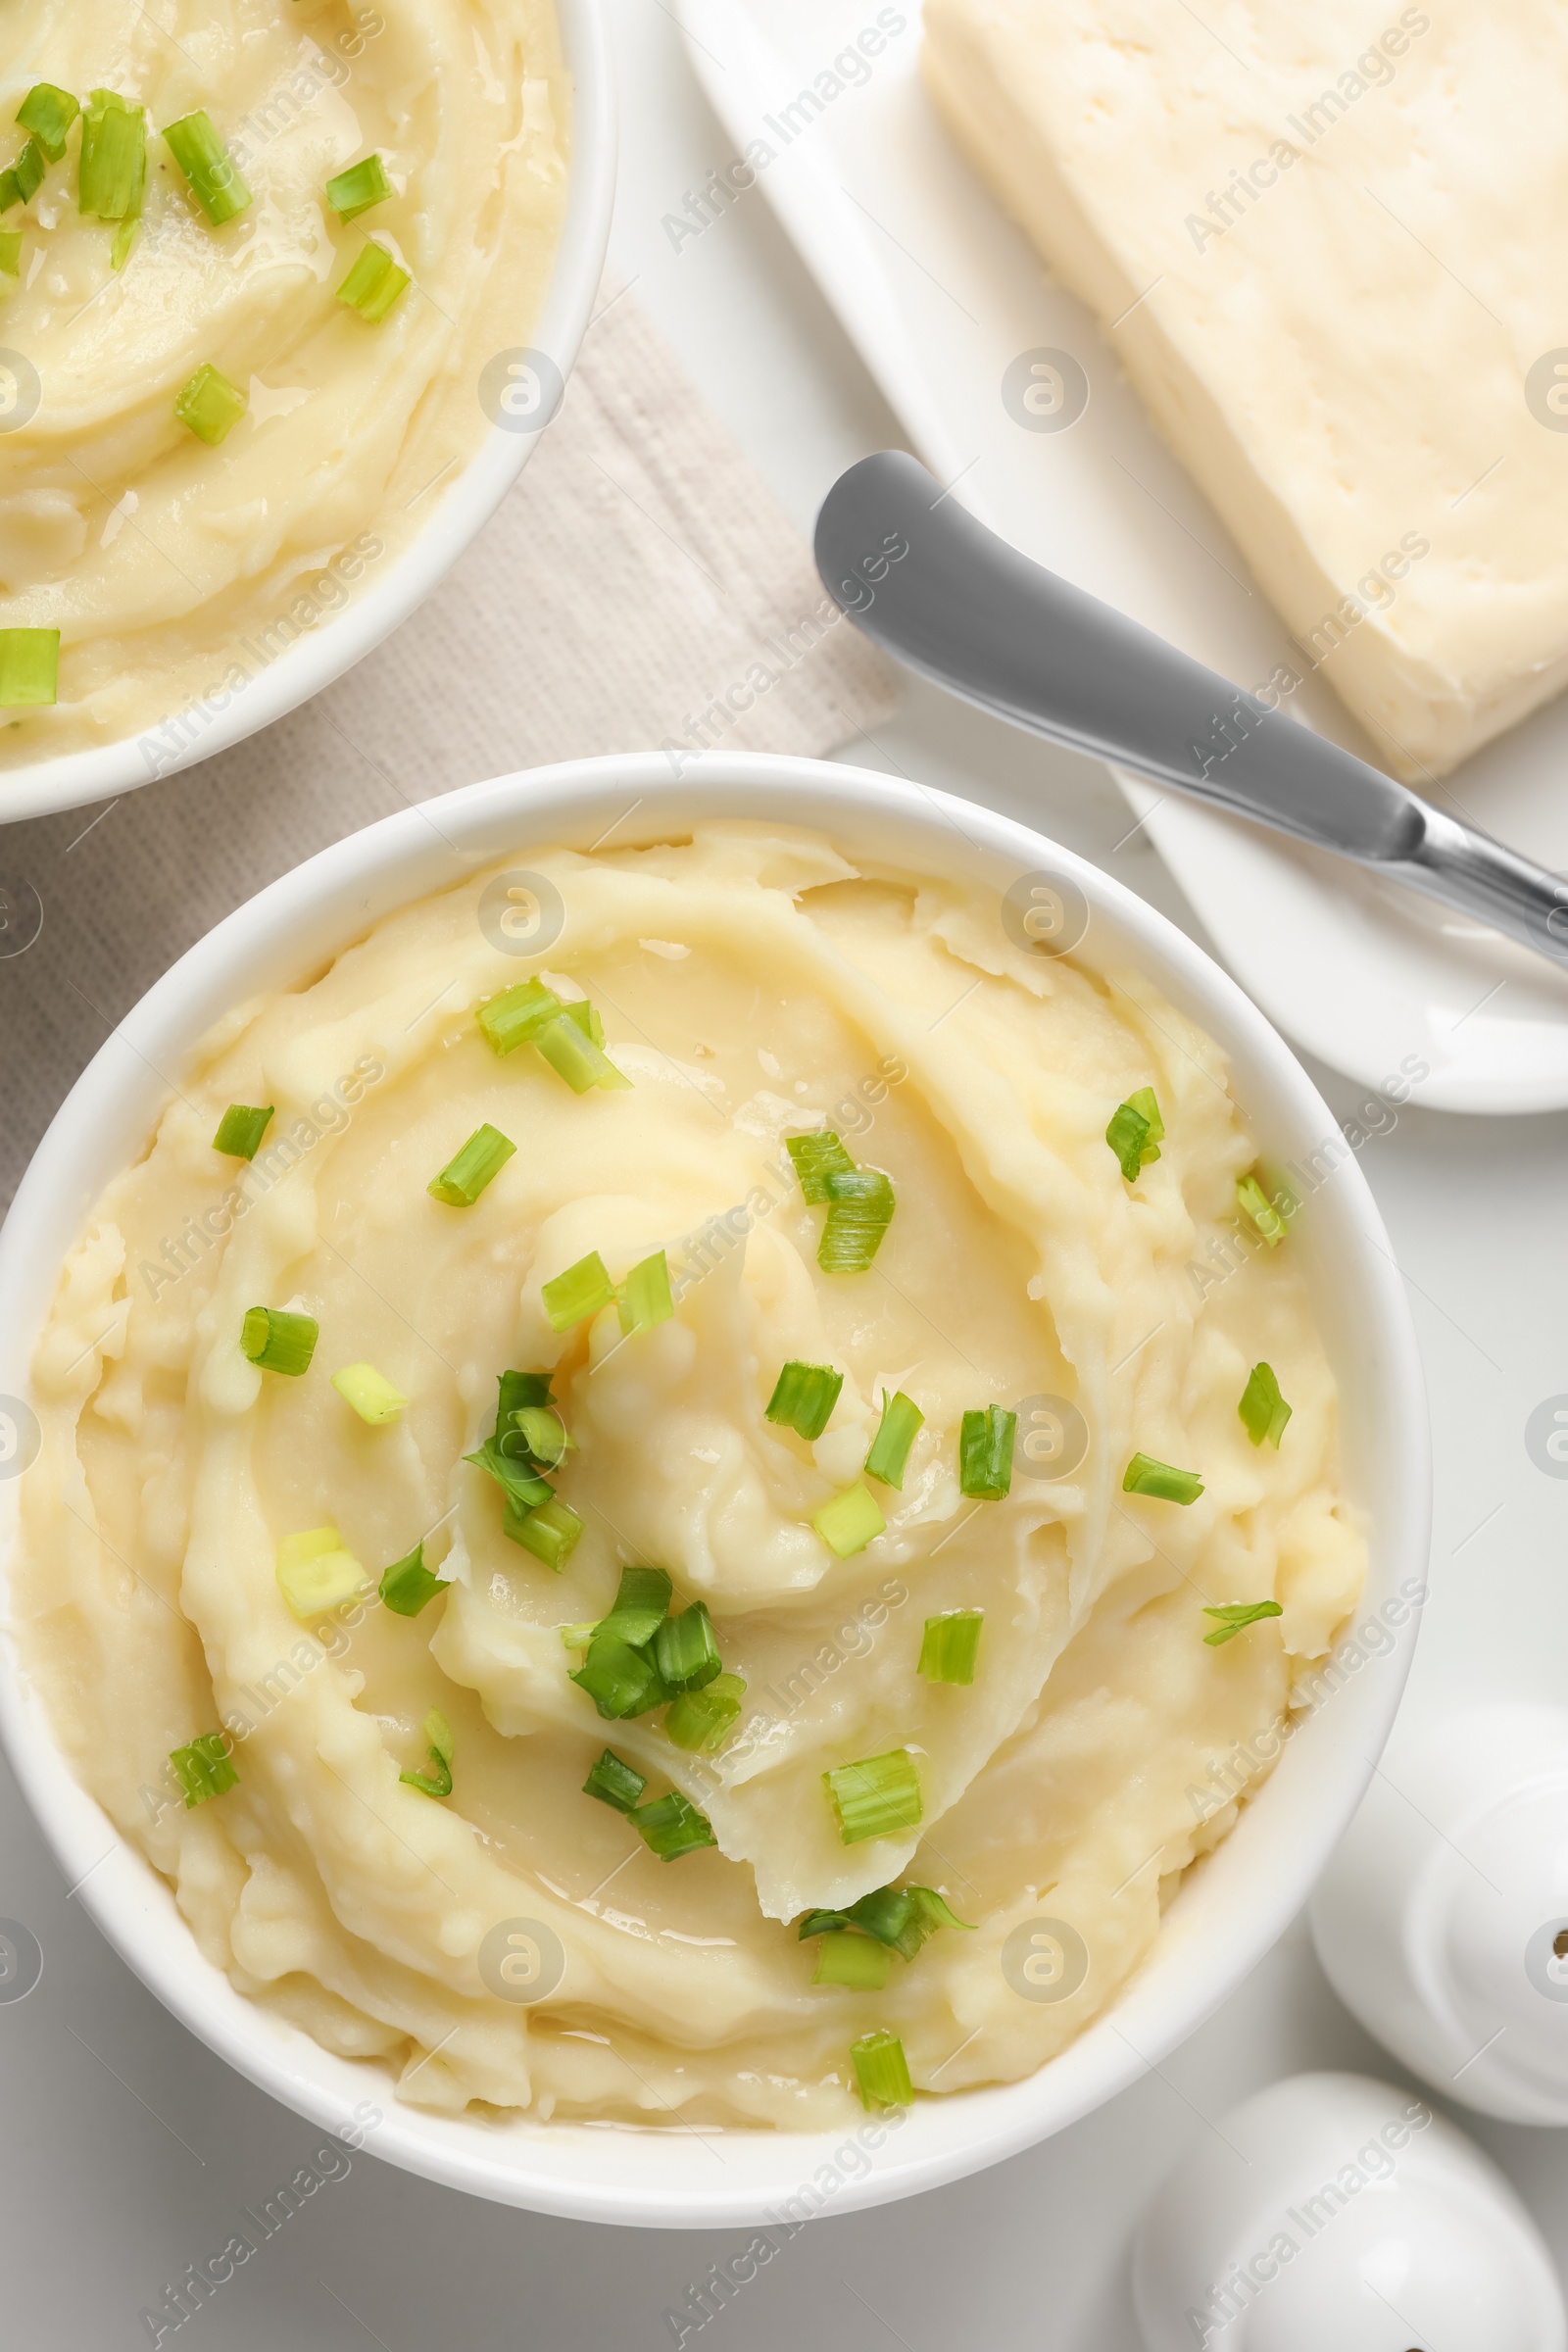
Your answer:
(0, 287), (898, 1207)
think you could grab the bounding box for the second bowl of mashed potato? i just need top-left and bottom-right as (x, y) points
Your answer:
(0, 753), (1429, 2221)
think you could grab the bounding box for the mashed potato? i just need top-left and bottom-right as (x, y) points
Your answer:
(16, 824), (1364, 2128)
(0, 0), (566, 771)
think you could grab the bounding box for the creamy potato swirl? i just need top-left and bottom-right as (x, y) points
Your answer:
(0, 0), (566, 769)
(17, 826), (1364, 2128)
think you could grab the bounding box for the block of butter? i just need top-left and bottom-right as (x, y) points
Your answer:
(922, 0), (1568, 778)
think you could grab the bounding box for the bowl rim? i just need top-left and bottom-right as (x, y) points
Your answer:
(0, 0), (616, 828)
(0, 751), (1432, 2225)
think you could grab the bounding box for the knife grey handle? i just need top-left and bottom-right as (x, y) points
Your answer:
(815, 451), (1568, 969)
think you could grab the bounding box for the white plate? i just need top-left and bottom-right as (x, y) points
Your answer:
(675, 0), (1568, 1113)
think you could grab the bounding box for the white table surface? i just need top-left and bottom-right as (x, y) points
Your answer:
(4, 5), (1567, 2343)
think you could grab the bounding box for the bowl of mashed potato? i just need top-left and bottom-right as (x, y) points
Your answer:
(0, 752), (1429, 2223)
(0, 0), (612, 822)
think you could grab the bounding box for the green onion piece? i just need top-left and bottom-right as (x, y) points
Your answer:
(325, 151), (393, 221)
(582, 1746), (646, 1813)
(533, 1011), (632, 1095)
(495, 1367), (553, 1434)
(813, 1933), (893, 1989)
(653, 1599), (721, 1694)
(813, 1482), (885, 1559)
(959, 1404), (1016, 1499)
(1122, 1451), (1204, 1504)
(797, 1907), (853, 1938)
(558, 1621), (597, 1652)
(1106, 1100), (1152, 1182)
(477, 977), (563, 1055)
(170, 1732), (237, 1808)
(842, 1886), (914, 1950)
(511, 1403), (571, 1467)
(378, 1542), (445, 1617)
(1238, 1361), (1293, 1448)
(617, 1250), (673, 1336)
(864, 1390), (923, 1489)
(918, 1609), (983, 1686)
(211, 1102), (273, 1159)
(275, 1527), (366, 1617)
(765, 1359), (844, 1443)
(851, 2029), (913, 2110)
(331, 1362), (407, 1426)
(0, 140), (44, 214)
(241, 1305), (318, 1376)
(894, 1886), (976, 1960)
(163, 109), (251, 224)
(824, 1748), (922, 1845)
(1237, 1172), (1286, 1246)
(563, 999), (606, 1047)
(503, 1494), (583, 1571)
(635, 1790), (716, 1862)
(597, 1564), (672, 1649)
(542, 1250), (615, 1331)
(570, 1632), (668, 1720)
(110, 216), (137, 270)
(17, 85), (78, 165)
(797, 1884), (976, 1961)
(400, 1706), (453, 1797)
(0, 230), (19, 274)
(337, 239), (411, 323)
(466, 1437), (552, 1512)
(174, 362), (248, 447)
(664, 1671), (745, 1753)
(0, 629), (59, 708)
(1128, 1085), (1164, 1152)
(427, 1122), (514, 1205)
(818, 1167), (896, 1275)
(787, 1130), (856, 1202)
(78, 90), (145, 220)
(1202, 1599), (1284, 1647)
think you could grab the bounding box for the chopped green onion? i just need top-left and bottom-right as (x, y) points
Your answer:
(851, 2029), (912, 2109)
(1237, 1172), (1286, 1246)
(959, 1404), (1015, 1499)
(1107, 1086), (1163, 1183)
(786, 1130), (857, 1202)
(477, 978), (563, 1054)
(174, 362), (248, 447)
(378, 1542), (445, 1617)
(503, 1494), (583, 1571)
(1239, 1361), (1292, 1448)
(813, 1933), (892, 1989)
(664, 1672), (745, 1753)
(898, 1886), (975, 1956)
(765, 1359), (843, 1442)
(635, 1790), (716, 1861)
(400, 1706), (453, 1797)
(466, 1437), (552, 1512)
(559, 1621), (597, 1652)
(163, 110), (251, 225)
(511, 1403), (571, 1466)
(653, 1600), (721, 1693)
(598, 1565), (672, 1649)
(241, 1305), (318, 1376)
(813, 1483), (885, 1559)
(542, 1250), (615, 1331)
(495, 1368), (554, 1438)
(0, 230), (19, 275)
(170, 1732), (237, 1808)
(534, 1012), (631, 1095)
(275, 1527), (366, 1617)
(78, 90), (145, 220)
(818, 1167), (896, 1275)
(0, 629), (59, 708)
(336, 239), (411, 323)
(211, 1102), (274, 1159)
(325, 152), (393, 221)
(824, 1748), (922, 1845)
(331, 1361), (407, 1425)
(563, 999), (606, 1047)
(1122, 1451), (1204, 1504)
(1202, 1599), (1284, 1647)
(428, 1122), (514, 1205)
(864, 1390), (923, 1489)
(617, 1250), (673, 1336)
(110, 216), (137, 270)
(17, 85), (78, 165)
(918, 1609), (983, 1686)
(798, 1884), (975, 1962)
(583, 1746), (646, 1813)
(571, 1632), (667, 1720)
(0, 139), (44, 215)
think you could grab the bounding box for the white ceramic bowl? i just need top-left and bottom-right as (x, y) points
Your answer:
(2, 0), (615, 827)
(0, 753), (1430, 2225)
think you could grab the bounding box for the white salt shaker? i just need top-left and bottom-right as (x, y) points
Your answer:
(1132, 2070), (1563, 2349)
(1310, 1702), (1568, 2123)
